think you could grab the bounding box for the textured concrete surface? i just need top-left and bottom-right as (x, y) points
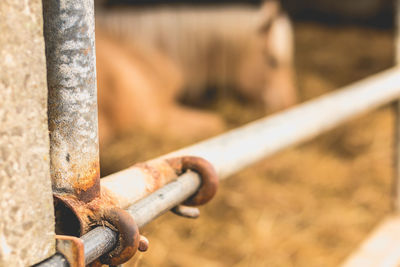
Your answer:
(0, 0), (56, 266)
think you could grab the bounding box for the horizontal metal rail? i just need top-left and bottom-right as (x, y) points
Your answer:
(100, 67), (400, 208)
(83, 172), (201, 265)
(35, 67), (400, 266)
(36, 172), (200, 266)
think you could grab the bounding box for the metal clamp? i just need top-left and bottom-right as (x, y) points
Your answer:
(92, 208), (139, 266)
(54, 194), (143, 266)
(167, 156), (219, 218)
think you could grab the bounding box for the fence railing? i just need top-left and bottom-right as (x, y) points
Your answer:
(35, 0), (400, 266)
(37, 65), (400, 266)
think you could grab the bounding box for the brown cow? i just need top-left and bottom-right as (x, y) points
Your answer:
(96, 30), (225, 145)
(96, 0), (297, 112)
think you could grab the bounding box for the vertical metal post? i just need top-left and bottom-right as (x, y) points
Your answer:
(42, 0), (100, 203)
(394, 0), (400, 212)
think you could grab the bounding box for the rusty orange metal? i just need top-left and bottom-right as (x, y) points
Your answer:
(54, 190), (140, 266)
(54, 153), (217, 265)
(92, 208), (140, 266)
(167, 156), (219, 206)
(55, 235), (85, 267)
(101, 156), (219, 210)
(138, 235), (149, 252)
(72, 162), (101, 203)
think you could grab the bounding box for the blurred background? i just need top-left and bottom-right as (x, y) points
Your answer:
(94, 0), (395, 266)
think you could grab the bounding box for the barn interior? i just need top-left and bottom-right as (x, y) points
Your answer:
(95, 1), (395, 266)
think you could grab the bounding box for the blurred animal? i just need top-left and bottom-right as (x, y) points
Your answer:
(281, 0), (391, 26)
(96, 0), (297, 112)
(96, 30), (225, 145)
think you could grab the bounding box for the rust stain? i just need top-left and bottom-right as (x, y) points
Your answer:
(134, 160), (179, 194)
(105, 156), (218, 209)
(53, 156), (217, 265)
(95, 208), (139, 266)
(166, 156), (219, 206)
(72, 161), (100, 203)
(54, 187), (140, 265)
(134, 163), (162, 192)
(56, 235), (85, 267)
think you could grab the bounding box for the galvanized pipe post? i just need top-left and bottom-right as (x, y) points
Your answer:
(42, 3), (143, 266)
(394, 0), (400, 212)
(43, 0), (100, 203)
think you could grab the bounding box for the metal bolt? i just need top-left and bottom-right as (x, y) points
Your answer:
(138, 235), (149, 252)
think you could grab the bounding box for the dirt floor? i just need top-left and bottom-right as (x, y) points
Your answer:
(100, 22), (395, 267)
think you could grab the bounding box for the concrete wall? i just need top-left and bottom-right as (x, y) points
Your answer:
(0, 0), (55, 266)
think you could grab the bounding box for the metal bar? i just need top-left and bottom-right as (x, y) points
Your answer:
(36, 67), (400, 266)
(81, 226), (118, 265)
(340, 215), (400, 267)
(127, 171), (201, 228)
(33, 254), (69, 267)
(83, 172), (201, 264)
(101, 67), (400, 209)
(36, 172), (201, 266)
(43, 0), (100, 202)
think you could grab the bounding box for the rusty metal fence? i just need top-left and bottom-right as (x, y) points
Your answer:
(35, 0), (400, 266)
